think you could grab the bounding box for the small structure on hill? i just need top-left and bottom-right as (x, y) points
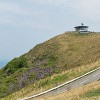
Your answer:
(74, 23), (89, 33)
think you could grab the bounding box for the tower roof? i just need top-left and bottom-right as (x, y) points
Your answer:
(74, 23), (89, 33)
(74, 26), (89, 29)
(74, 23), (89, 29)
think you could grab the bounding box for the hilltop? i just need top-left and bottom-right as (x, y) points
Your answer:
(0, 32), (100, 99)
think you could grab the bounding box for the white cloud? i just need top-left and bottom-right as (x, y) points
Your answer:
(69, 0), (100, 21)
(31, 0), (100, 21)
(0, 1), (39, 25)
(0, 2), (37, 16)
(0, 0), (100, 26)
(0, 18), (12, 24)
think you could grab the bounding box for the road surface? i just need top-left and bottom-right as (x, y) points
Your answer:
(21, 67), (100, 100)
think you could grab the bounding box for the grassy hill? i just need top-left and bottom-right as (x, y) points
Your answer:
(0, 32), (100, 99)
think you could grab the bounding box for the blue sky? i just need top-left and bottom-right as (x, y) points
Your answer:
(0, 0), (100, 67)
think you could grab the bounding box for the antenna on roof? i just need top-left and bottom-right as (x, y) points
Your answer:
(81, 23), (84, 26)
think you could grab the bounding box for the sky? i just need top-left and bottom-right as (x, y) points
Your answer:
(0, 0), (100, 68)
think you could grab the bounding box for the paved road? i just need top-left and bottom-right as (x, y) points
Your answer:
(21, 67), (100, 100)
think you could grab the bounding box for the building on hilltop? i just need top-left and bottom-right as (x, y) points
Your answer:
(74, 23), (89, 33)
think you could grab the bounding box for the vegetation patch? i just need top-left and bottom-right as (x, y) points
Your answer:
(83, 88), (100, 98)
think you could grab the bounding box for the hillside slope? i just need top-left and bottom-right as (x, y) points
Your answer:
(0, 32), (100, 98)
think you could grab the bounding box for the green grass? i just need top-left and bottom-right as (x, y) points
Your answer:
(83, 88), (100, 98)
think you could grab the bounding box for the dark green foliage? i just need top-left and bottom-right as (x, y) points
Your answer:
(3, 57), (27, 75)
(0, 56), (28, 98)
(29, 74), (37, 79)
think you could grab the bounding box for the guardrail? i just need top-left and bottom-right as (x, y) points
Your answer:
(20, 67), (100, 100)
